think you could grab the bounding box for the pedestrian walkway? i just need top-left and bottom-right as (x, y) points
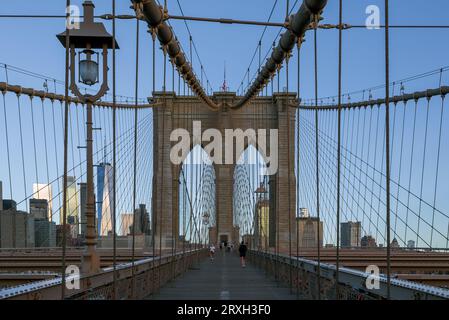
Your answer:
(149, 251), (296, 300)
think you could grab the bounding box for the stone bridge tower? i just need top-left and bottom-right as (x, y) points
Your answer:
(152, 91), (297, 254)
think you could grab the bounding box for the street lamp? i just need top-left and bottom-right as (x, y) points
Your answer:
(57, 1), (119, 275)
(202, 212), (210, 248)
(78, 49), (99, 85)
(202, 212), (210, 226)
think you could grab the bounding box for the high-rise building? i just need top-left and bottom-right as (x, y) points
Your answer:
(407, 240), (415, 249)
(361, 235), (377, 248)
(96, 162), (114, 236)
(30, 198), (48, 220)
(32, 183), (53, 221)
(341, 221), (361, 247)
(131, 204), (150, 235)
(61, 176), (79, 227)
(34, 219), (56, 247)
(296, 216), (323, 248)
(0, 206), (34, 248)
(79, 183), (87, 237)
(121, 213), (133, 236)
(67, 216), (79, 239)
(3, 199), (16, 211)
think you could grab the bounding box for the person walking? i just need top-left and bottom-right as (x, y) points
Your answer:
(238, 241), (248, 267)
(209, 244), (216, 261)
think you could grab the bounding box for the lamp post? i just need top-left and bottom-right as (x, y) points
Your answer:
(202, 212), (210, 247)
(57, 1), (119, 275)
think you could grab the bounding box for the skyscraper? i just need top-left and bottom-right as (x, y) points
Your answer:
(121, 213), (133, 236)
(0, 207), (34, 248)
(131, 204), (150, 235)
(32, 183), (53, 222)
(34, 219), (56, 248)
(97, 162), (114, 236)
(341, 221), (361, 247)
(61, 176), (79, 227)
(296, 216), (323, 248)
(29, 198), (48, 220)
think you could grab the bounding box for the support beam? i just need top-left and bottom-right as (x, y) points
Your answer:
(168, 15), (286, 27)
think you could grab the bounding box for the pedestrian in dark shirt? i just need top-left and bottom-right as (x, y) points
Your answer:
(238, 241), (248, 267)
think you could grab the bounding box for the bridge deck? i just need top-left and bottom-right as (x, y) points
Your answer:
(149, 251), (296, 300)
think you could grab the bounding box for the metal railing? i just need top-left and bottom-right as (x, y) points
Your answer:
(0, 249), (206, 300)
(247, 250), (449, 300)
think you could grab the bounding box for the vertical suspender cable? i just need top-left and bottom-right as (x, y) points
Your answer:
(258, 41), (262, 96)
(336, 0), (342, 300)
(430, 75), (445, 248)
(30, 97), (39, 193)
(61, 0), (71, 300)
(415, 93), (430, 248)
(112, 0), (118, 300)
(51, 100), (62, 224)
(172, 62), (175, 93)
(178, 70), (181, 95)
(384, 0), (391, 300)
(189, 35), (193, 254)
(131, 5), (139, 299)
(286, 54), (293, 293)
(16, 95), (27, 213)
(158, 40), (168, 292)
(404, 100), (417, 247)
(285, 0), (293, 294)
(151, 30), (157, 295)
(313, 13), (321, 300)
(296, 39), (300, 299)
(171, 62), (176, 281)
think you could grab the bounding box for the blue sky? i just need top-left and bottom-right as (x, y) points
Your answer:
(1, 1), (449, 246)
(1, 0), (449, 99)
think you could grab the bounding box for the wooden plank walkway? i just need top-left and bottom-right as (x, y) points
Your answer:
(149, 250), (296, 300)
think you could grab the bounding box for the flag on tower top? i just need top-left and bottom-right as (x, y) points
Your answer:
(221, 61), (228, 92)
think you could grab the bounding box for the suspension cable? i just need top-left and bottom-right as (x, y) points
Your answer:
(313, 13), (321, 300)
(130, 1), (139, 299)
(112, 0), (118, 300)
(384, 0), (391, 298)
(60, 0), (71, 300)
(336, 0), (342, 300)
